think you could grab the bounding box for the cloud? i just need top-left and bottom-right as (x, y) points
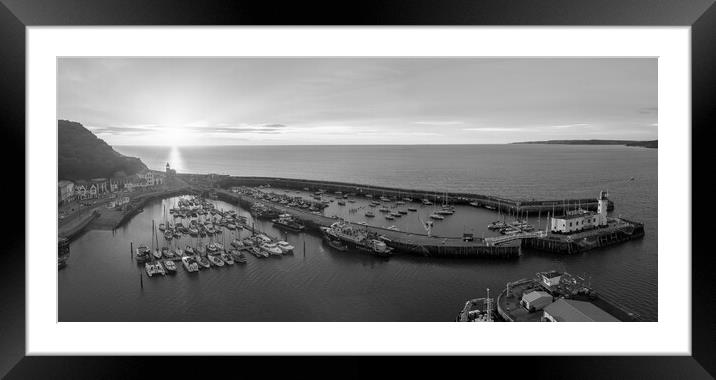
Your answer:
(549, 123), (591, 129)
(463, 127), (526, 132)
(414, 121), (464, 126)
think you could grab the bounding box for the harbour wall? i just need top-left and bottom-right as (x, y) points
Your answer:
(215, 190), (521, 259)
(114, 188), (194, 229)
(206, 175), (615, 215)
(58, 210), (100, 242)
(522, 220), (645, 254)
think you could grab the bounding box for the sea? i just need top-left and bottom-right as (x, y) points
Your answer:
(59, 144), (657, 321)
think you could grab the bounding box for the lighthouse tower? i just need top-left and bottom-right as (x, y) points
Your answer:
(597, 190), (609, 226)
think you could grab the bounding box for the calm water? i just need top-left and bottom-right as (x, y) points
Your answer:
(59, 145), (657, 321)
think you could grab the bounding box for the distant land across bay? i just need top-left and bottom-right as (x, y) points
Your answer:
(512, 139), (657, 149)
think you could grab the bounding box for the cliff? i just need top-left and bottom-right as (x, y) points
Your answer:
(58, 120), (148, 180)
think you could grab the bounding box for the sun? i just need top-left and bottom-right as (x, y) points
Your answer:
(162, 127), (193, 147)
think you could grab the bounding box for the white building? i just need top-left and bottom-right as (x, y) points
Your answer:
(550, 191), (609, 234)
(144, 171), (165, 186)
(539, 271), (562, 288)
(520, 291), (553, 312)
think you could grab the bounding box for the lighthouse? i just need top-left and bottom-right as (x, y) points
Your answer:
(597, 190), (609, 226)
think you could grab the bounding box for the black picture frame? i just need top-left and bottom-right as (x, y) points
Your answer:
(2, 0), (713, 378)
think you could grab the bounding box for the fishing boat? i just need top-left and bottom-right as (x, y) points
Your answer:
(163, 260), (177, 273)
(220, 251), (234, 265)
(319, 221), (393, 257)
(277, 241), (294, 254)
(208, 255), (225, 267)
(272, 214), (306, 232)
(325, 238), (348, 251)
(181, 256), (199, 272)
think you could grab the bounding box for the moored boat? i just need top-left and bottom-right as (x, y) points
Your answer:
(208, 255), (225, 267)
(163, 260), (177, 273)
(181, 256), (199, 272)
(261, 243), (283, 256)
(277, 241), (294, 254)
(220, 251), (234, 265)
(196, 255), (211, 269)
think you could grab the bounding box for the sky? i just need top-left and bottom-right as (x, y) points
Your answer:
(57, 58), (657, 146)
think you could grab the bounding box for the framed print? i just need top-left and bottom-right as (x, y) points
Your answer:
(2, 0), (714, 378)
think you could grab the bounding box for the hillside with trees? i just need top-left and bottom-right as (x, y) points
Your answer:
(58, 120), (148, 180)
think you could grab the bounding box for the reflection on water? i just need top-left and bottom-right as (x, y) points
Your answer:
(167, 146), (184, 172)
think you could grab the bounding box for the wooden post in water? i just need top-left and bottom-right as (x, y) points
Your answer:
(130, 242), (133, 259)
(140, 271), (144, 289)
(303, 240), (306, 259)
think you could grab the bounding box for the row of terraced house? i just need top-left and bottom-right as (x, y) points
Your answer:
(58, 170), (166, 205)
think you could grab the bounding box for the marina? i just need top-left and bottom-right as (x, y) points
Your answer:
(59, 145), (657, 322)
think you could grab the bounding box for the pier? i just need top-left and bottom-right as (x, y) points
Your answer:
(215, 189), (522, 258)
(210, 181), (643, 257)
(194, 175), (615, 215)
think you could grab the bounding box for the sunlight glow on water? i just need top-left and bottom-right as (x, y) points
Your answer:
(167, 146), (184, 172)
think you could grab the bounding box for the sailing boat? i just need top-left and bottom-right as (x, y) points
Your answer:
(436, 191), (455, 215)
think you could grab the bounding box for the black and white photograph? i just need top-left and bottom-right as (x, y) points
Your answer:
(57, 57), (657, 323)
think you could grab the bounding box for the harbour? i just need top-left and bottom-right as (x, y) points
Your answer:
(59, 143), (656, 321)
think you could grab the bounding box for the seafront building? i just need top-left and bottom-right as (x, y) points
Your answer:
(549, 191), (609, 233)
(58, 170), (167, 202)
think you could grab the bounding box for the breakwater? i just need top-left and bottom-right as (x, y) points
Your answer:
(206, 175), (614, 214)
(524, 219), (645, 254)
(215, 189), (521, 259)
(114, 188), (193, 229)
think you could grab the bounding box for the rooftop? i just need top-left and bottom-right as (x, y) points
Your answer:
(553, 211), (597, 220)
(522, 290), (552, 303)
(543, 299), (619, 322)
